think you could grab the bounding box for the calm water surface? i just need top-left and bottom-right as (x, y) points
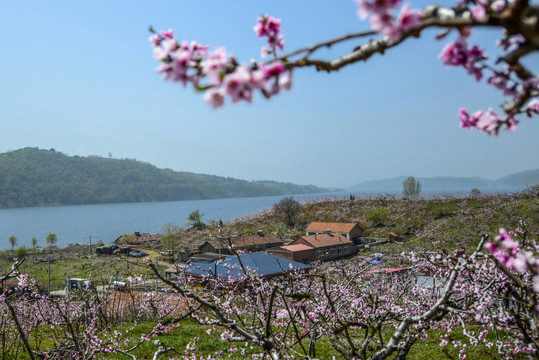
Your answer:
(0, 193), (346, 250)
(0, 187), (518, 250)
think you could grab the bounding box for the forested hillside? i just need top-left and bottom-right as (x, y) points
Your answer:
(0, 148), (327, 208)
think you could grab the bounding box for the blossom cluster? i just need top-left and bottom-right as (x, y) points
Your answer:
(486, 228), (539, 291)
(355, 0), (422, 42)
(253, 15), (285, 58)
(150, 15), (291, 109)
(458, 108), (518, 135)
(433, 4), (539, 136)
(439, 37), (487, 81)
(440, 31), (539, 135)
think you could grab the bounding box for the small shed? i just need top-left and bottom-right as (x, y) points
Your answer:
(388, 232), (400, 242)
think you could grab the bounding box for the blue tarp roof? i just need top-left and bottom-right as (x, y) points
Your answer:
(184, 252), (311, 280)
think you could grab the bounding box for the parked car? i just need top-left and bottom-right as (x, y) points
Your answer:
(128, 250), (147, 258)
(66, 278), (91, 291)
(160, 250), (173, 256)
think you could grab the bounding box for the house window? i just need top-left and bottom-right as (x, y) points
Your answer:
(324, 249), (329, 256)
(344, 246), (349, 253)
(255, 245), (263, 251)
(317, 250), (322, 258)
(338, 247), (342, 254)
(331, 248), (336, 255)
(267, 243), (272, 248)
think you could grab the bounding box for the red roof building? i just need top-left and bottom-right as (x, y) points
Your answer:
(270, 232), (357, 262)
(305, 222), (364, 241)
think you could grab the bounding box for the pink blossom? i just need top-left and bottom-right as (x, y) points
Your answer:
(526, 99), (539, 115)
(254, 16), (281, 38)
(439, 38), (469, 66)
(511, 253), (529, 273)
(224, 66), (253, 103)
(487, 73), (515, 96)
(504, 116), (518, 131)
(369, 11), (394, 33)
(260, 47), (270, 58)
(254, 15), (284, 53)
(497, 34), (526, 50)
(204, 88), (226, 109)
(496, 228), (519, 251)
(397, 4), (422, 31)
(471, 4), (486, 19)
(18, 274), (30, 287)
(201, 47), (228, 85)
(356, 0), (371, 19)
(149, 34), (161, 46)
(458, 108), (481, 130)
(278, 71), (292, 90)
(160, 29), (174, 39)
(152, 38), (178, 61)
(533, 275), (539, 292)
(356, 0), (402, 16)
(439, 38), (487, 81)
(260, 61), (286, 78)
(491, 0), (506, 12)
(476, 109), (502, 135)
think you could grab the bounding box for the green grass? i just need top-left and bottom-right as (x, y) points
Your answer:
(0, 251), (154, 291)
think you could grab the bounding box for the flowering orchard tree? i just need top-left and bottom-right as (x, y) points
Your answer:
(150, 0), (539, 135)
(0, 260), (186, 359)
(1, 192), (538, 359)
(146, 231), (539, 359)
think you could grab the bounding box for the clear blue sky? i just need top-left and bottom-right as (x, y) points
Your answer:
(1, 1), (538, 188)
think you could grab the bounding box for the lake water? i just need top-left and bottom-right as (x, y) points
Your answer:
(0, 192), (347, 250)
(0, 187), (520, 250)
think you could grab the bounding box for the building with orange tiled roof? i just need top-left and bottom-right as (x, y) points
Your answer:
(267, 243), (316, 263)
(271, 231), (357, 262)
(305, 222), (364, 241)
(199, 231), (283, 255)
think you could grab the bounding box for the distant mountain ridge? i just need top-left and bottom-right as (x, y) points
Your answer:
(350, 169), (539, 193)
(0, 148), (329, 208)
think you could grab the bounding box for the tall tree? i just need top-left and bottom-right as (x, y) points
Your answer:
(8, 235), (17, 251)
(272, 197), (302, 227)
(161, 222), (182, 261)
(402, 176), (421, 199)
(31, 237), (38, 248)
(46, 232), (57, 247)
(186, 210), (205, 229)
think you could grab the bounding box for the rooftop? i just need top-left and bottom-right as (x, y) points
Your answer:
(184, 252), (311, 280)
(297, 233), (353, 248)
(204, 232), (283, 250)
(280, 244), (314, 252)
(306, 222), (360, 233)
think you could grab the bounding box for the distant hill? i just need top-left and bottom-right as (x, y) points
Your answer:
(350, 169), (539, 193)
(0, 148), (329, 208)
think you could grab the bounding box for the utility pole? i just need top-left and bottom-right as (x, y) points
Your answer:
(48, 255), (51, 295)
(89, 235), (92, 246)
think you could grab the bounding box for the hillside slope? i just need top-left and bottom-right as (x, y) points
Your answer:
(0, 148), (328, 208)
